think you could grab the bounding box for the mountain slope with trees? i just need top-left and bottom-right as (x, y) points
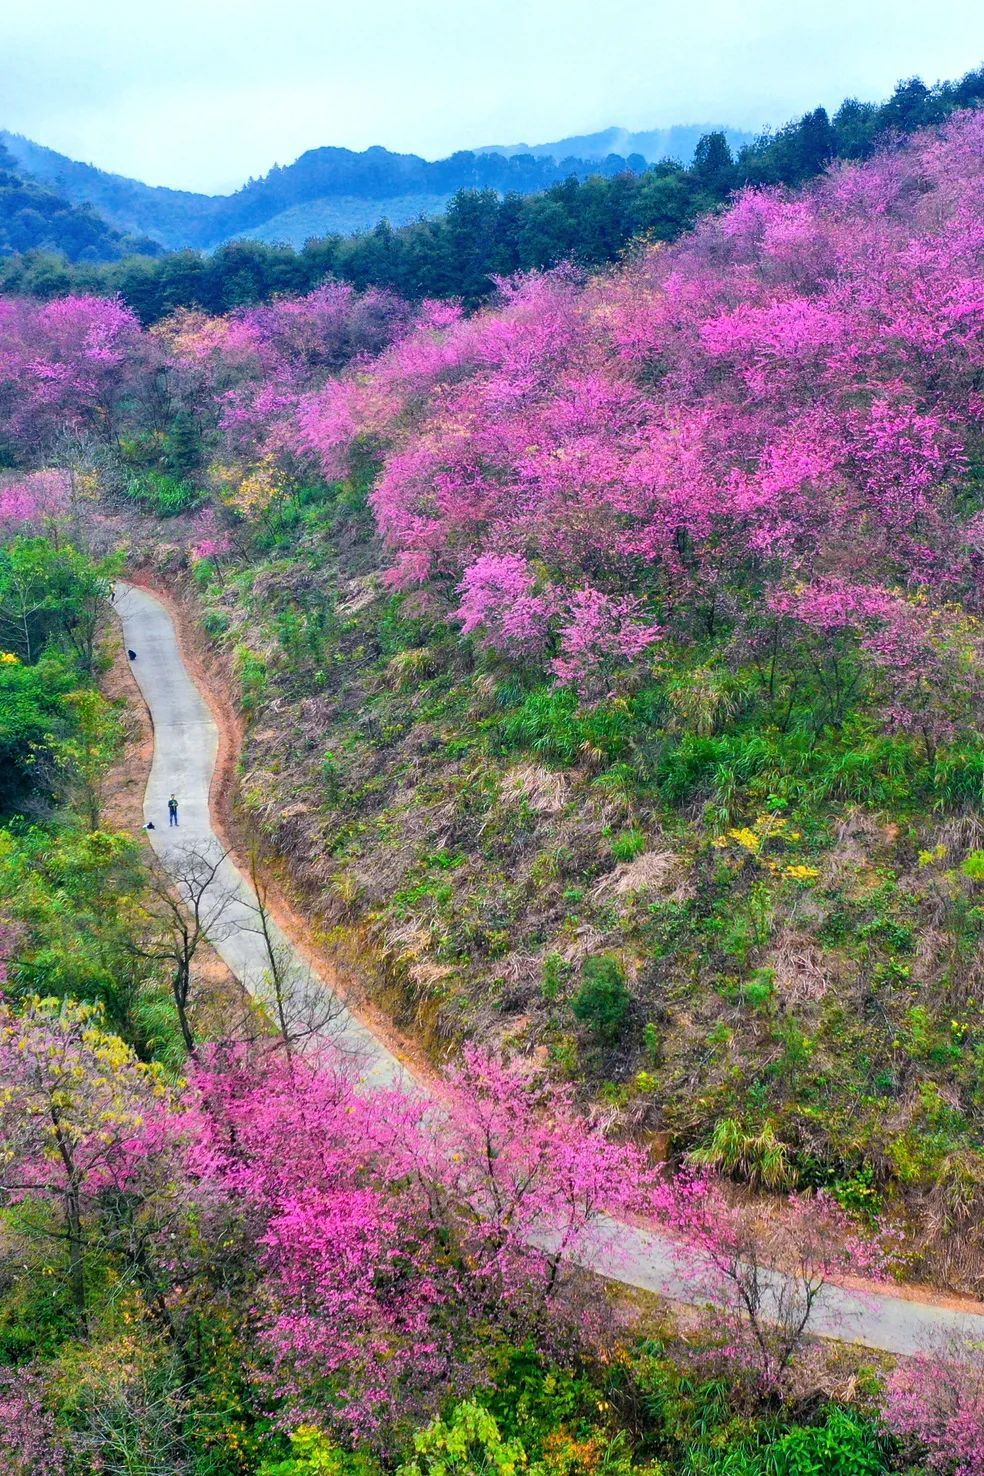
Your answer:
(477, 122), (754, 161)
(0, 138), (161, 262)
(4, 107), (984, 1280)
(0, 130), (660, 250)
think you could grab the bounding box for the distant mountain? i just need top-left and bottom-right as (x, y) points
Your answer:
(0, 133), (227, 251)
(477, 124), (756, 164)
(0, 131), (699, 253)
(0, 137), (162, 262)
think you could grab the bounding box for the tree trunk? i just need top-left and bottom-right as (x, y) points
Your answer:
(64, 1179), (88, 1333)
(172, 957), (196, 1053)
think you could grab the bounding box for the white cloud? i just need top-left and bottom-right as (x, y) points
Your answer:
(2, 0), (980, 190)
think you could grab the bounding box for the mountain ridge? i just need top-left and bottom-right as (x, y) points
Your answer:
(0, 124), (742, 252)
(475, 122), (754, 161)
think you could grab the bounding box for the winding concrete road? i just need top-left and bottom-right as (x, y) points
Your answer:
(116, 580), (984, 1358)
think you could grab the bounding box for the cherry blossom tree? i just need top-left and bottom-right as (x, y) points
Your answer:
(653, 1168), (888, 1389)
(403, 1045), (658, 1327)
(883, 1342), (984, 1476)
(0, 294), (147, 458)
(292, 111), (984, 700)
(176, 1040), (658, 1441)
(0, 996), (170, 1328)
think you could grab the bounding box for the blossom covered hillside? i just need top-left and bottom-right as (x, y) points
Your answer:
(298, 110), (983, 711)
(161, 112), (984, 1295)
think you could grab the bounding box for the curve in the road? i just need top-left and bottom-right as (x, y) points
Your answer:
(116, 580), (984, 1357)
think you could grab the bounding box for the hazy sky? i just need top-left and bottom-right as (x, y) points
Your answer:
(3, 0), (981, 192)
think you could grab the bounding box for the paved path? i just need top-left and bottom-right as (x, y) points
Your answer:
(116, 580), (984, 1357)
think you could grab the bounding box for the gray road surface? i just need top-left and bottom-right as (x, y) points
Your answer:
(115, 580), (984, 1357)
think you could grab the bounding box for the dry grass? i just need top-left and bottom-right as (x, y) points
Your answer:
(768, 929), (835, 1006)
(593, 848), (687, 900)
(502, 762), (570, 814)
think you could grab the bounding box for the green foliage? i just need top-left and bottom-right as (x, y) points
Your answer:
(259, 1424), (381, 1475)
(0, 538), (122, 817)
(123, 470), (200, 516)
(202, 607), (231, 638)
(746, 1408), (886, 1475)
(828, 1164), (882, 1221)
(0, 824), (150, 1035)
(0, 652), (75, 811)
(236, 645), (269, 712)
(570, 954), (632, 1044)
(612, 828), (647, 863)
(541, 952), (569, 1003)
(690, 1118), (794, 1190)
(739, 968), (776, 1014)
(960, 850), (984, 883)
(397, 1400), (530, 1476)
(0, 535), (115, 670)
(627, 1345), (888, 1475)
(494, 686), (634, 767)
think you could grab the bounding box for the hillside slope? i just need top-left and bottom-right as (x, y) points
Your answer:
(0, 137), (159, 261)
(2, 109), (983, 1295)
(171, 110), (982, 1292)
(234, 191), (456, 245)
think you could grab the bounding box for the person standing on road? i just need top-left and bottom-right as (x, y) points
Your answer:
(167, 794), (179, 827)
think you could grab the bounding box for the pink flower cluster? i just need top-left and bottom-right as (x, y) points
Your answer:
(0, 999), (895, 1447)
(175, 1041), (654, 1438)
(189, 505), (232, 562)
(0, 470), (69, 534)
(161, 282), (417, 464)
(0, 295), (143, 456)
(455, 555), (662, 689)
(884, 1347), (984, 1475)
(295, 112), (984, 686)
(2, 111), (983, 696)
(0, 1367), (66, 1474)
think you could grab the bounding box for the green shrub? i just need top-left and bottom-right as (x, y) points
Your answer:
(690, 1117), (794, 1190)
(259, 1424), (380, 1474)
(494, 686), (634, 767)
(961, 849), (984, 882)
(124, 471), (200, 517)
(740, 966), (776, 1013)
(541, 951), (569, 1002)
(387, 647), (436, 690)
(236, 647), (268, 713)
(764, 1407), (886, 1475)
(202, 609), (230, 638)
(397, 1401), (528, 1476)
(570, 954), (632, 1044)
(611, 827), (647, 862)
